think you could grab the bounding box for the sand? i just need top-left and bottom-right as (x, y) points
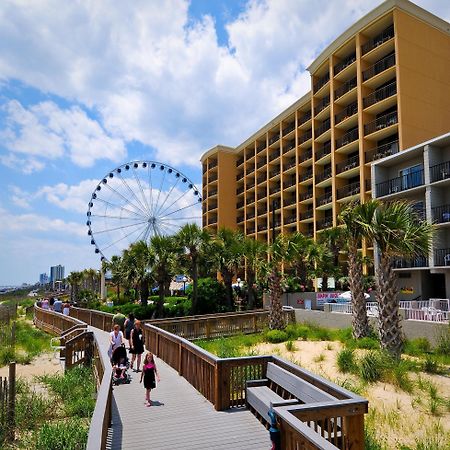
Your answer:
(0, 351), (62, 380)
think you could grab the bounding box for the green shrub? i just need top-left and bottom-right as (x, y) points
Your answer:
(35, 418), (88, 450)
(295, 325), (310, 340)
(435, 328), (450, 356)
(285, 340), (297, 352)
(186, 278), (228, 314)
(403, 337), (431, 356)
(389, 361), (413, 393)
(266, 329), (289, 343)
(359, 351), (384, 383)
(422, 355), (441, 374)
(285, 324), (298, 340)
(336, 348), (356, 373)
(349, 337), (379, 350)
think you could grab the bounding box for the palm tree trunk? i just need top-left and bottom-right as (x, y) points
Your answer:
(192, 257), (199, 314)
(322, 275), (329, 291)
(247, 272), (256, 310)
(140, 279), (149, 306)
(223, 270), (233, 311)
(376, 255), (402, 358)
(268, 269), (284, 330)
(156, 281), (165, 318)
(348, 243), (369, 339)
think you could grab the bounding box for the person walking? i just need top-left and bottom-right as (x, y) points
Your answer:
(129, 320), (145, 371)
(140, 352), (160, 407)
(108, 324), (124, 360)
(124, 313), (135, 349)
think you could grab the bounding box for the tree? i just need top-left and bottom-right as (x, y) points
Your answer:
(241, 237), (267, 309)
(67, 271), (83, 302)
(104, 255), (123, 301)
(211, 228), (243, 311)
(175, 223), (210, 315)
(339, 201), (378, 339)
(149, 235), (181, 317)
(268, 233), (299, 330)
(366, 201), (434, 357)
(317, 227), (345, 290)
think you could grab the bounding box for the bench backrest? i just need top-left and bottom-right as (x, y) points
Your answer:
(266, 362), (336, 404)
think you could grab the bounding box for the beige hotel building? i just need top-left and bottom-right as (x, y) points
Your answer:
(200, 0), (450, 281)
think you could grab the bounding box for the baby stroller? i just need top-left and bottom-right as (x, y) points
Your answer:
(111, 345), (131, 385)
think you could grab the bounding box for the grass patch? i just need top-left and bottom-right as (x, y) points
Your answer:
(336, 348), (356, 374)
(196, 333), (264, 357)
(34, 418), (89, 450)
(359, 351), (385, 383)
(285, 340), (297, 352)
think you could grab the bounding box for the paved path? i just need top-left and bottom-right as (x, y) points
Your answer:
(93, 328), (270, 450)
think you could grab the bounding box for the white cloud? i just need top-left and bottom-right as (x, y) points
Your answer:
(0, 100), (126, 172)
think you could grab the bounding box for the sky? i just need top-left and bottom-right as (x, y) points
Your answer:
(0, 0), (449, 285)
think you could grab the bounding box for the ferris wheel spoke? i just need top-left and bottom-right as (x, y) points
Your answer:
(102, 183), (148, 218)
(147, 166), (155, 217)
(153, 168), (167, 214)
(158, 221), (181, 234)
(132, 166), (152, 216)
(90, 213), (145, 221)
(117, 173), (150, 216)
(160, 215), (202, 222)
(157, 188), (191, 219)
(101, 223), (149, 251)
(153, 176), (180, 217)
(94, 198), (147, 220)
(160, 201), (202, 219)
(92, 219), (149, 235)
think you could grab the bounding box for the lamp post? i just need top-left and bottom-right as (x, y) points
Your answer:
(182, 276), (187, 293)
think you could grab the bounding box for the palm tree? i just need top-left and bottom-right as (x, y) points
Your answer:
(317, 227), (345, 290)
(211, 228), (243, 311)
(366, 201), (434, 357)
(339, 201), (379, 339)
(149, 235), (181, 317)
(289, 232), (317, 290)
(67, 271), (83, 302)
(241, 236), (268, 309)
(126, 241), (153, 306)
(175, 223), (210, 315)
(268, 233), (300, 330)
(104, 255), (123, 301)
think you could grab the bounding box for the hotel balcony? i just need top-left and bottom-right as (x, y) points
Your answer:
(299, 149), (313, 163)
(337, 181), (360, 200)
(285, 215), (298, 225)
(336, 127), (359, 151)
(365, 140), (399, 163)
(209, 173), (218, 183)
(434, 248), (450, 267)
(299, 129), (312, 144)
(208, 160), (218, 170)
(314, 94), (330, 117)
(283, 177), (296, 189)
(300, 210), (314, 221)
(257, 174), (267, 185)
(335, 101), (358, 127)
(299, 111), (312, 127)
(317, 217), (333, 230)
(334, 76), (357, 103)
(430, 160), (450, 183)
(315, 142), (331, 163)
(317, 193), (332, 207)
(300, 191), (313, 202)
(375, 169), (424, 197)
(336, 154), (359, 175)
(316, 167), (332, 184)
(361, 24), (395, 56)
(300, 169), (313, 183)
(314, 119), (331, 141)
(256, 142), (266, 154)
(282, 122), (295, 137)
(313, 72), (330, 94)
(364, 110), (398, 137)
(393, 257), (428, 269)
(363, 80), (397, 111)
(283, 140), (295, 155)
(284, 158), (296, 171)
(237, 156), (244, 167)
(269, 133), (280, 146)
(362, 53), (396, 85)
(432, 204), (450, 224)
(334, 52), (356, 77)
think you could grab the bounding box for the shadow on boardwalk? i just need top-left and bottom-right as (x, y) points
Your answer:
(105, 349), (270, 450)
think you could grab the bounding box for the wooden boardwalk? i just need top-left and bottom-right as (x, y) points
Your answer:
(92, 328), (271, 450)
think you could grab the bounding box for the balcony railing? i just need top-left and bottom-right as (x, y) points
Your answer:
(313, 72), (330, 93)
(269, 151), (280, 162)
(237, 157), (244, 166)
(208, 160), (218, 170)
(432, 204), (450, 224)
(430, 161), (450, 183)
(256, 143), (266, 153)
(285, 215), (297, 224)
(393, 257), (428, 269)
(237, 216), (244, 223)
(336, 128), (359, 149)
(364, 110), (397, 135)
(269, 134), (280, 146)
(299, 149), (312, 162)
(316, 168), (332, 183)
(269, 168), (280, 178)
(361, 24), (395, 55)
(300, 191), (313, 201)
(247, 166), (255, 175)
(209, 174), (218, 182)
(247, 180), (255, 189)
(284, 158), (296, 170)
(336, 154), (360, 174)
(363, 53), (396, 82)
(363, 81), (397, 108)
(299, 111), (312, 125)
(317, 217), (333, 230)
(334, 76), (357, 100)
(209, 189), (217, 197)
(434, 248), (450, 267)
(282, 123), (295, 136)
(376, 169), (424, 197)
(236, 172), (244, 181)
(334, 52), (356, 75)
(257, 160), (266, 169)
(237, 201), (244, 209)
(337, 181), (360, 199)
(247, 196), (256, 205)
(270, 185), (281, 194)
(257, 224), (268, 232)
(314, 119), (331, 138)
(247, 212), (255, 220)
(335, 101), (358, 125)
(237, 186), (244, 195)
(317, 193), (332, 206)
(299, 129), (312, 143)
(315, 142), (331, 161)
(365, 140), (399, 163)
(301, 210), (314, 220)
(300, 170), (313, 182)
(284, 197), (297, 207)
(247, 227), (255, 234)
(257, 175), (267, 184)
(283, 141), (296, 154)
(283, 178), (296, 189)
(314, 95), (330, 116)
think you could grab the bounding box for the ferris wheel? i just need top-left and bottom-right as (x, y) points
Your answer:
(86, 160), (202, 262)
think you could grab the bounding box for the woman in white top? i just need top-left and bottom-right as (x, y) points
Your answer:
(108, 324), (124, 359)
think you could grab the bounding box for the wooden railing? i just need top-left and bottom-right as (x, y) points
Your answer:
(34, 305), (366, 450)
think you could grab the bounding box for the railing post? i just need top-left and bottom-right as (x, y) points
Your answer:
(178, 341), (183, 376)
(344, 413), (365, 450)
(7, 362), (16, 442)
(214, 360), (223, 411)
(206, 319), (211, 339)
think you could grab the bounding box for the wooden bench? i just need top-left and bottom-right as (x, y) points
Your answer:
(246, 362), (336, 424)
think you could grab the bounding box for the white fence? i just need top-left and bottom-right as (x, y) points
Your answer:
(326, 300), (449, 323)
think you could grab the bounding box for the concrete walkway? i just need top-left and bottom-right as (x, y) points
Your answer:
(93, 328), (270, 450)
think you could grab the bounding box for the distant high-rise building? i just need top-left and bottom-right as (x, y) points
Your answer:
(39, 273), (49, 285)
(50, 265), (65, 283)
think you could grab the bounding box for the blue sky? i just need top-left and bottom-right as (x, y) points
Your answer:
(0, 0), (449, 285)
